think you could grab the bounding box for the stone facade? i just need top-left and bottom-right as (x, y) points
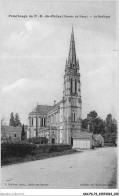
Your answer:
(28, 28), (82, 145)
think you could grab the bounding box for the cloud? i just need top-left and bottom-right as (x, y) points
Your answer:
(2, 21), (56, 54)
(2, 78), (27, 92)
(1, 76), (61, 94)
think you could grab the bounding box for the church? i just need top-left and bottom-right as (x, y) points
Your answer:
(27, 28), (93, 148)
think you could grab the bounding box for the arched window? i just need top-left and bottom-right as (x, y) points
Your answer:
(74, 113), (75, 122)
(32, 118), (33, 126)
(71, 112), (76, 122)
(44, 118), (46, 126)
(41, 118), (43, 126)
(71, 78), (73, 94)
(71, 113), (73, 122)
(75, 79), (77, 93)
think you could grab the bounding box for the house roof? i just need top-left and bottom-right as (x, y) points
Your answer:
(29, 105), (54, 115)
(73, 131), (93, 139)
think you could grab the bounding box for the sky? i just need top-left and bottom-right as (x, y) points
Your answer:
(0, 0), (118, 125)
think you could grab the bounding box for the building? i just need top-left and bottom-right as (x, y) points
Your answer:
(72, 130), (94, 149)
(28, 28), (93, 148)
(1, 125), (21, 142)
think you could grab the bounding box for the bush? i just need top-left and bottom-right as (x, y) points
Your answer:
(104, 143), (115, 147)
(1, 142), (72, 159)
(26, 137), (48, 144)
(32, 144), (72, 154)
(1, 141), (37, 158)
(1, 142), (72, 166)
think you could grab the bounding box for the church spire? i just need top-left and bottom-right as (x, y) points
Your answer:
(68, 27), (76, 65)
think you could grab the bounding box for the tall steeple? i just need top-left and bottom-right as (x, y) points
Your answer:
(63, 27), (82, 145)
(68, 27), (76, 66)
(65, 27), (79, 73)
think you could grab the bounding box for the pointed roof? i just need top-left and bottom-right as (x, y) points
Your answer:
(68, 27), (76, 65)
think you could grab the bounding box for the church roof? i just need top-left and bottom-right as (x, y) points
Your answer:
(29, 105), (54, 115)
(48, 100), (62, 114)
(73, 131), (93, 139)
(29, 100), (62, 116)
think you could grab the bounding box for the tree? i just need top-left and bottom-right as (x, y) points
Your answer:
(87, 110), (98, 133)
(82, 111), (117, 145)
(111, 119), (117, 134)
(106, 114), (112, 124)
(9, 112), (15, 126)
(85, 111), (105, 136)
(1, 115), (7, 126)
(87, 111), (98, 120)
(93, 117), (105, 135)
(21, 124), (25, 141)
(105, 114), (117, 144)
(82, 118), (88, 129)
(14, 113), (21, 127)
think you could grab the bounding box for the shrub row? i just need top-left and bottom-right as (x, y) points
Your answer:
(1, 142), (37, 158)
(33, 144), (72, 154)
(1, 142), (72, 159)
(104, 143), (116, 147)
(26, 137), (48, 144)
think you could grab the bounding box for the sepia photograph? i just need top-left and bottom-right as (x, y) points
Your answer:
(0, 0), (118, 195)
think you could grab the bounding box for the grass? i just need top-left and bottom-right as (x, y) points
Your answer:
(1, 149), (80, 166)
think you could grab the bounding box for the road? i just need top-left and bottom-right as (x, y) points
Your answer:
(1, 147), (117, 189)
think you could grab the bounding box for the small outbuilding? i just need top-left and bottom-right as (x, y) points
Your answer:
(72, 131), (94, 149)
(1, 125), (21, 142)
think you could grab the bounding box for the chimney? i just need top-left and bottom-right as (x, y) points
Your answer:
(54, 100), (56, 106)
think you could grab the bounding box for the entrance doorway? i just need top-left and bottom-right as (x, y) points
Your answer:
(71, 137), (73, 146)
(51, 138), (55, 144)
(100, 141), (102, 147)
